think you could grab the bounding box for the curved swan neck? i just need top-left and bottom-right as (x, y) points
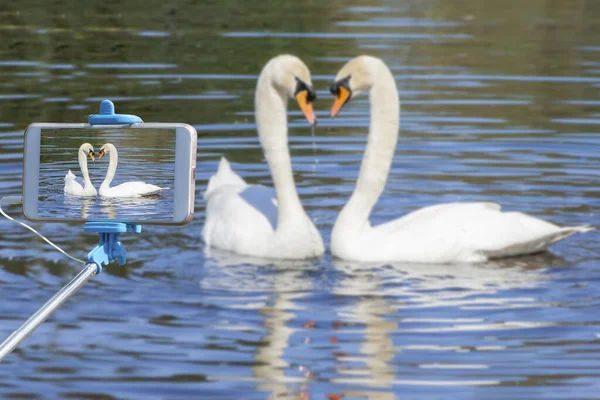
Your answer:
(78, 149), (92, 186)
(101, 145), (118, 189)
(342, 62), (400, 226)
(255, 65), (305, 230)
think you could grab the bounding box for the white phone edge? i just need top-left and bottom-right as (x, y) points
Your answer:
(22, 123), (197, 226)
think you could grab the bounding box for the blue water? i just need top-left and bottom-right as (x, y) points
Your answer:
(0, 1), (600, 399)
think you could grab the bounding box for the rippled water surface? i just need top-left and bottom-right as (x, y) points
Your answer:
(0, 1), (599, 399)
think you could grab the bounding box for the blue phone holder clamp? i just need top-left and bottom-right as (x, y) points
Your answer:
(88, 99), (143, 125)
(85, 222), (142, 273)
(85, 99), (143, 273)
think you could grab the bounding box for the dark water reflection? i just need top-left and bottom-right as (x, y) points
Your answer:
(0, 0), (600, 399)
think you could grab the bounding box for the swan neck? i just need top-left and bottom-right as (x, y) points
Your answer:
(101, 147), (118, 188)
(342, 66), (400, 225)
(78, 150), (92, 186)
(255, 68), (305, 230)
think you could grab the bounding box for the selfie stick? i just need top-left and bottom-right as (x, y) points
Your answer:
(0, 100), (143, 361)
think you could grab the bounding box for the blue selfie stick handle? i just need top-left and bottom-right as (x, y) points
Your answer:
(85, 100), (143, 273)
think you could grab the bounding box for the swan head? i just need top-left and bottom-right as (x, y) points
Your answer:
(97, 143), (115, 160)
(266, 55), (317, 125)
(329, 55), (384, 117)
(79, 143), (95, 161)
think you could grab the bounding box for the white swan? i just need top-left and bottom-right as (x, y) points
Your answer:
(97, 143), (165, 198)
(329, 55), (593, 263)
(63, 143), (97, 196)
(202, 55), (324, 259)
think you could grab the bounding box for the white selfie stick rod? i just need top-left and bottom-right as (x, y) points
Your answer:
(0, 263), (98, 361)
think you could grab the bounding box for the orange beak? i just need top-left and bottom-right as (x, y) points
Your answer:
(295, 90), (316, 126)
(89, 152), (95, 161)
(330, 86), (351, 118)
(98, 150), (105, 160)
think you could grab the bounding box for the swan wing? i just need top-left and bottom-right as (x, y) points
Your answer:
(64, 170), (85, 195)
(360, 202), (591, 263)
(64, 169), (77, 182)
(376, 202), (501, 234)
(204, 157), (247, 199)
(203, 183), (278, 256)
(101, 181), (164, 197)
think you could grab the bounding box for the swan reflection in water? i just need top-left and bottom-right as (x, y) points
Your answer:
(330, 253), (567, 398)
(62, 193), (164, 220)
(62, 195), (104, 219)
(204, 249), (567, 398)
(202, 250), (316, 399)
(332, 258), (398, 399)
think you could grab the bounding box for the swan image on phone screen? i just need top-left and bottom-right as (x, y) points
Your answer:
(38, 128), (175, 221)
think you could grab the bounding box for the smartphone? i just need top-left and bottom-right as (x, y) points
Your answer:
(22, 123), (197, 225)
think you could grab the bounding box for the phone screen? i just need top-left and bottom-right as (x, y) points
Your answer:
(38, 128), (177, 221)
